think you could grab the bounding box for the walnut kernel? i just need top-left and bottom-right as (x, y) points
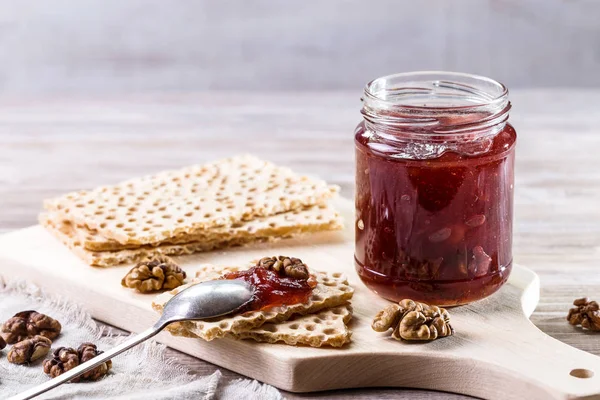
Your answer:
(43, 343), (112, 382)
(78, 342), (113, 381)
(121, 256), (186, 293)
(1, 310), (62, 344)
(7, 335), (51, 364)
(372, 304), (402, 332)
(372, 299), (454, 341)
(43, 347), (80, 380)
(567, 297), (600, 331)
(256, 256), (309, 280)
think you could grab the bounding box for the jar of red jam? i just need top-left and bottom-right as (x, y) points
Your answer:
(355, 72), (516, 306)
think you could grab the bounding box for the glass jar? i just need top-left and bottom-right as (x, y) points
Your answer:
(354, 71), (516, 306)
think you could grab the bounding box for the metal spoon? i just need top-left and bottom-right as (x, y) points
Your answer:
(10, 279), (254, 400)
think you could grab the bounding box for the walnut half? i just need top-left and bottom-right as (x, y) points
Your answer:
(121, 256), (186, 293)
(567, 297), (600, 331)
(1, 310), (62, 344)
(256, 256), (309, 280)
(43, 347), (80, 381)
(7, 335), (51, 364)
(372, 299), (454, 341)
(78, 342), (113, 381)
(43, 343), (112, 382)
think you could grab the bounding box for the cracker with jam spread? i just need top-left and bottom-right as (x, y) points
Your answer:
(152, 261), (354, 347)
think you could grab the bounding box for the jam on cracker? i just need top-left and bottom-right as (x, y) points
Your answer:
(355, 72), (516, 306)
(223, 256), (316, 312)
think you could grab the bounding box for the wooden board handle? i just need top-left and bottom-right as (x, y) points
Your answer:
(291, 319), (600, 400)
(479, 320), (600, 400)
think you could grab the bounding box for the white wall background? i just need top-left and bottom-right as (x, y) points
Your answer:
(0, 0), (598, 94)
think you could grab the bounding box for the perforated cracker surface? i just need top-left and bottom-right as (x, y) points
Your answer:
(63, 204), (342, 252)
(231, 304), (352, 347)
(40, 213), (223, 267)
(39, 210), (343, 267)
(154, 304), (353, 348)
(152, 264), (354, 341)
(44, 155), (339, 245)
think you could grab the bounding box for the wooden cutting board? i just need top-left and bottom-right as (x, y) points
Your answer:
(0, 197), (600, 400)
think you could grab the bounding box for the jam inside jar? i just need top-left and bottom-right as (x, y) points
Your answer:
(355, 72), (516, 306)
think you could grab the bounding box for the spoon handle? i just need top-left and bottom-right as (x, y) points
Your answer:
(9, 326), (160, 400)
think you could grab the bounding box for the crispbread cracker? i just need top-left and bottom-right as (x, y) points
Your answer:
(157, 304), (353, 348)
(40, 214), (226, 266)
(61, 204), (342, 252)
(231, 304), (353, 347)
(152, 264), (354, 341)
(39, 209), (343, 267)
(44, 155), (339, 245)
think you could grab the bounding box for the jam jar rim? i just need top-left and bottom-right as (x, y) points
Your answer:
(363, 71), (508, 110)
(361, 71), (511, 137)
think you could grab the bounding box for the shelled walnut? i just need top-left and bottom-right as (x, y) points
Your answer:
(372, 299), (454, 341)
(43, 347), (80, 380)
(567, 298), (600, 331)
(7, 335), (51, 364)
(0, 335), (5, 350)
(121, 256), (186, 293)
(1, 310), (62, 344)
(78, 342), (113, 381)
(256, 256), (309, 280)
(43, 343), (112, 382)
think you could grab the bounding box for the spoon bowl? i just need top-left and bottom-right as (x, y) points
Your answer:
(156, 279), (255, 328)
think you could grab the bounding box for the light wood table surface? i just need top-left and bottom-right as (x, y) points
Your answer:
(0, 90), (598, 399)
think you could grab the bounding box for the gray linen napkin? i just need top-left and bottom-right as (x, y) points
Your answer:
(0, 280), (282, 400)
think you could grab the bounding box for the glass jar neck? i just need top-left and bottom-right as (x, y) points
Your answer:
(361, 72), (511, 144)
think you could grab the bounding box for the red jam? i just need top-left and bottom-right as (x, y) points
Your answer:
(223, 267), (316, 312)
(355, 123), (516, 306)
(354, 72), (516, 306)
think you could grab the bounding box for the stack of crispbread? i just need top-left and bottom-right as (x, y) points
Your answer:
(152, 264), (354, 347)
(39, 155), (343, 267)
